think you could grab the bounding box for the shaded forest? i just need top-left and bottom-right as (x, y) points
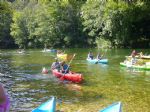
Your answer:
(0, 0), (150, 48)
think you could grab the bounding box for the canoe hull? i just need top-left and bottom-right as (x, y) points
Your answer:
(126, 55), (150, 60)
(42, 49), (57, 53)
(52, 69), (83, 83)
(87, 59), (108, 64)
(100, 102), (122, 112)
(32, 97), (56, 112)
(120, 62), (150, 70)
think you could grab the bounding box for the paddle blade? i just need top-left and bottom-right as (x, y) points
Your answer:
(32, 97), (56, 112)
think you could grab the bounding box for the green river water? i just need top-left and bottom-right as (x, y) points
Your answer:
(0, 49), (150, 112)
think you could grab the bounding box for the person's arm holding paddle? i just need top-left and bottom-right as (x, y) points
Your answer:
(61, 54), (76, 75)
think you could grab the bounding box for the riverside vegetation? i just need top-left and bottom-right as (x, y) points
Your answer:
(0, 0), (150, 49)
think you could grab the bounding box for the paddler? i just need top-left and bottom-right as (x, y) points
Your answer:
(87, 51), (94, 59)
(60, 61), (69, 74)
(96, 52), (102, 60)
(131, 55), (137, 65)
(131, 49), (137, 57)
(51, 58), (61, 71)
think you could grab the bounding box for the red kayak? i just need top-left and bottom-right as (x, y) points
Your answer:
(52, 69), (83, 83)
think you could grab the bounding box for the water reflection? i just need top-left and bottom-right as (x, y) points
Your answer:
(0, 49), (150, 112)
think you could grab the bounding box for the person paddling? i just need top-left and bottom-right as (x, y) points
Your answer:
(0, 83), (10, 112)
(96, 53), (102, 60)
(51, 58), (61, 71)
(131, 55), (137, 65)
(131, 49), (137, 57)
(60, 61), (69, 74)
(87, 51), (94, 59)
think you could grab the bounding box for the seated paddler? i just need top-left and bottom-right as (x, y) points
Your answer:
(61, 61), (69, 74)
(51, 58), (61, 71)
(87, 51), (94, 59)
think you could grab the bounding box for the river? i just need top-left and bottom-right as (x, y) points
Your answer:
(0, 49), (150, 112)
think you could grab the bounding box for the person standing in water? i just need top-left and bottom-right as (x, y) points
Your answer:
(0, 83), (10, 112)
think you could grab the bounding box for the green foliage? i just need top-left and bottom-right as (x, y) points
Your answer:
(0, 1), (12, 47)
(81, 0), (150, 48)
(1, 0), (150, 48)
(10, 0), (87, 48)
(96, 38), (111, 49)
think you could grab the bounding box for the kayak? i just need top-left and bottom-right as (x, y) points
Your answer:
(120, 62), (150, 70)
(57, 54), (68, 60)
(99, 102), (122, 112)
(32, 96), (56, 112)
(42, 49), (57, 53)
(87, 58), (108, 64)
(0, 95), (10, 112)
(52, 69), (83, 83)
(126, 55), (150, 59)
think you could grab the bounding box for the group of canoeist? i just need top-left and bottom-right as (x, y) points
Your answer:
(87, 51), (102, 60)
(51, 58), (69, 74)
(125, 50), (146, 65)
(120, 49), (150, 70)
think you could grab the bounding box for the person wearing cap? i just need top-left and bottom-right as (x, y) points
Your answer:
(51, 58), (61, 71)
(61, 61), (69, 74)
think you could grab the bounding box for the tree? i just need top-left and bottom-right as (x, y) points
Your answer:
(0, 2), (13, 48)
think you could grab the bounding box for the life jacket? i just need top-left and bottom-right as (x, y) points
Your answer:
(62, 64), (69, 73)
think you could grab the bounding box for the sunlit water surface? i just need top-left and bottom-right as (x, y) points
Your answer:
(0, 49), (150, 112)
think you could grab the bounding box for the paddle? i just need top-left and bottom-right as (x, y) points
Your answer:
(64, 53), (76, 74)
(60, 54), (76, 81)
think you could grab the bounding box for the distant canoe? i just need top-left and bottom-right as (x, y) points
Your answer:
(32, 97), (56, 112)
(42, 49), (57, 53)
(99, 102), (122, 112)
(87, 58), (108, 64)
(120, 62), (150, 70)
(126, 55), (150, 59)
